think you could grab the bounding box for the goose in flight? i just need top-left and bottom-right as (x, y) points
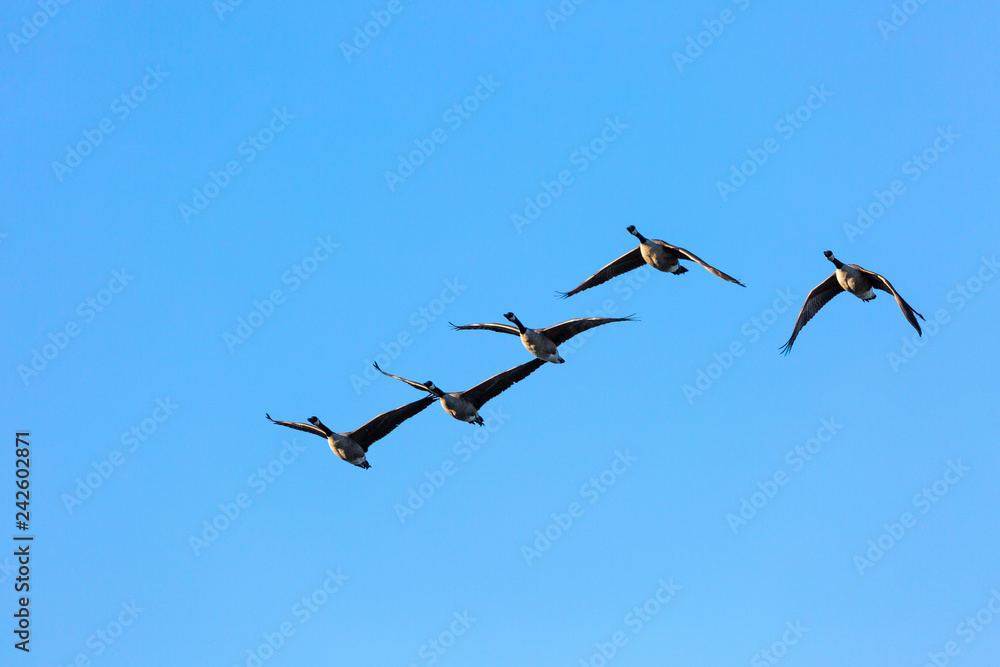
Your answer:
(449, 312), (636, 363)
(374, 358), (545, 425)
(780, 250), (924, 355)
(264, 396), (434, 469)
(559, 225), (745, 298)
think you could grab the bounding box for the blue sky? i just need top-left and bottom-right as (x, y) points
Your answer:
(3, 1), (999, 665)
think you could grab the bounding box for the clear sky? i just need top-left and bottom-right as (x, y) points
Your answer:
(3, 1), (999, 665)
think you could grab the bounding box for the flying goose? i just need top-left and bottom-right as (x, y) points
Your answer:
(559, 225), (745, 298)
(449, 312), (636, 363)
(373, 358), (545, 425)
(779, 250), (924, 354)
(264, 396), (434, 469)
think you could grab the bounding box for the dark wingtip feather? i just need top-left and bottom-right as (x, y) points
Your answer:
(556, 290), (571, 299)
(778, 341), (793, 356)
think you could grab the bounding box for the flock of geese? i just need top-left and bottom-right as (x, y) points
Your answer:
(266, 226), (924, 470)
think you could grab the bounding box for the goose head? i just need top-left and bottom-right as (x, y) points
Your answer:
(422, 381), (445, 397)
(626, 225), (647, 242)
(308, 416), (332, 436)
(503, 312), (526, 333)
(824, 250), (844, 268)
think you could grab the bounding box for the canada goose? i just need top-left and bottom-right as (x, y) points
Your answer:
(559, 225), (745, 298)
(780, 250), (924, 354)
(374, 358), (545, 425)
(449, 313), (637, 363)
(264, 396), (433, 469)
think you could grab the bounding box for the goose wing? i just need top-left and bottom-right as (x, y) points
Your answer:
(373, 362), (433, 393)
(655, 240), (745, 286)
(861, 268), (925, 335)
(265, 414), (327, 438)
(558, 247), (645, 298)
(459, 359), (546, 410)
(780, 273), (843, 355)
(540, 315), (638, 346)
(449, 321), (520, 335)
(347, 396), (435, 451)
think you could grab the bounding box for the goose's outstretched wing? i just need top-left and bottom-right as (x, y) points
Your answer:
(655, 241), (745, 286)
(265, 413), (327, 438)
(780, 273), (843, 355)
(347, 397), (435, 451)
(449, 322), (520, 335)
(862, 268), (925, 335)
(373, 362), (433, 393)
(460, 359), (546, 409)
(558, 247), (645, 298)
(540, 316), (637, 346)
